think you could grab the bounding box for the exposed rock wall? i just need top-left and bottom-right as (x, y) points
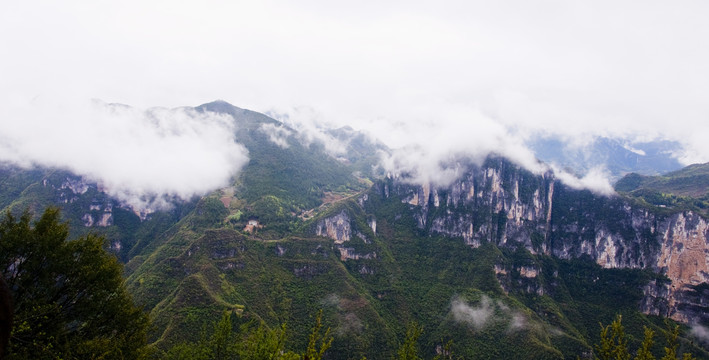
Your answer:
(379, 157), (709, 323)
(316, 210), (351, 244)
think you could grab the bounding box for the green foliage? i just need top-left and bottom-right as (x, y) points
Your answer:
(592, 316), (700, 360)
(660, 323), (689, 360)
(396, 322), (423, 360)
(190, 197), (230, 229)
(303, 310), (333, 360)
(239, 322), (295, 360)
(164, 310), (335, 360)
(595, 315), (630, 360)
(0, 207), (150, 359)
(635, 327), (656, 360)
(615, 163), (709, 217)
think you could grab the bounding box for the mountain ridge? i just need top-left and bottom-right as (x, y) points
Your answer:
(2, 102), (709, 358)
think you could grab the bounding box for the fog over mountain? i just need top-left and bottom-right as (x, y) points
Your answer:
(2, 1), (709, 201)
(0, 99), (249, 210)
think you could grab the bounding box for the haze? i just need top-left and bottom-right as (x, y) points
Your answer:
(2, 1), (708, 204)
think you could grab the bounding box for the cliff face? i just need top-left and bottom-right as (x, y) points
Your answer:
(373, 157), (709, 323)
(316, 210), (351, 244)
(316, 210), (377, 261)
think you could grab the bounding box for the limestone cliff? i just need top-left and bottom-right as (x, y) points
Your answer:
(376, 157), (709, 323)
(316, 210), (351, 244)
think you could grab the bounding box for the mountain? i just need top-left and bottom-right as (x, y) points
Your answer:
(2, 102), (709, 359)
(615, 162), (709, 217)
(528, 136), (684, 180)
(124, 153), (709, 358)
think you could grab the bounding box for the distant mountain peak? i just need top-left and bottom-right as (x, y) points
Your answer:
(196, 100), (243, 113)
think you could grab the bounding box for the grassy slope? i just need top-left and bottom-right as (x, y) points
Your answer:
(4, 103), (709, 358)
(127, 183), (709, 359)
(615, 162), (709, 216)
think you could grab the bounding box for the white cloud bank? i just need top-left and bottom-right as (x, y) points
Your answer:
(2, 1), (709, 199)
(368, 103), (544, 188)
(0, 99), (249, 211)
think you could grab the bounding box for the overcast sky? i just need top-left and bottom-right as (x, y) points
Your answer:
(2, 1), (709, 204)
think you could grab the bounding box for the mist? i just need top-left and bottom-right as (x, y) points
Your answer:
(268, 107), (349, 156)
(690, 324), (709, 346)
(0, 99), (249, 211)
(3, 1), (709, 199)
(451, 296), (495, 330)
(450, 295), (562, 337)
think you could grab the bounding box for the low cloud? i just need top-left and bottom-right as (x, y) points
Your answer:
(267, 107), (348, 156)
(690, 324), (709, 346)
(552, 166), (615, 196)
(273, 102), (614, 195)
(450, 295), (563, 337)
(450, 295), (496, 330)
(0, 99), (249, 211)
(259, 123), (293, 149)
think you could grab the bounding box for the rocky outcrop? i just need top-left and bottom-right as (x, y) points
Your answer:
(381, 157), (709, 323)
(316, 210), (378, 262)
(337, 247), (376, 261)
(61, 177), (90, 195)
(81, 211), (113, 227)
(494, 263), (545, 296)
(316, 211), (351, 244)
(389, 158), (554, 251)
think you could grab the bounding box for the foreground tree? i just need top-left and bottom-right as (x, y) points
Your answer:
(594, 315), (696, 360)
(396, 322), (423, 360)
(165, 310), (331, 360)
(0, 208), (150, 359)
(595, 315), (630, 360)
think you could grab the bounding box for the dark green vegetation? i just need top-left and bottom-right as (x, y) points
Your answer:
(594, 315), (698, 360)
(2, 102), (709, 358)
(0, 208), (149, 359)
(165, 310), (332, 360)
(0, 165), (196, 263)
(615, 163), (709, 216)
(123, 183), (709, 359)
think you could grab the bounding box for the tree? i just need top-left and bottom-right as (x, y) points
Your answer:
(303, 310), (332, 360)
(0, 208), (150, 359)
(661, 323), (680, 360)
(396, 322), (423, 360)
(660, 322), (696, 360)
(595, 315), (630, 360)
(593, 315), (697, 360)
(635, 327), (655, 360)
(239, 321), (297, 360)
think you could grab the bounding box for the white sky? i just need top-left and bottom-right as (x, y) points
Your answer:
(1, 0), (709, 203)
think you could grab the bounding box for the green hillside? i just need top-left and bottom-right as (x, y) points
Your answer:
(3, 104), (709, 358)
(615, 162), (709, 216)
(124, 185), (709, 359)
(0, 101), (371, 259)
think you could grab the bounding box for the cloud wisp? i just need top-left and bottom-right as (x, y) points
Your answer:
(0, 99), (249, 211)
(451, 295), (496, 330)
(268, 107), (349, 156)
(450, 295), (561, 336)
(259, 123), (293, 149)
(690, 324), (709, 346)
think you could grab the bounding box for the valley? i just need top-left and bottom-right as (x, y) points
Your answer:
(2, 102), (709, 359)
